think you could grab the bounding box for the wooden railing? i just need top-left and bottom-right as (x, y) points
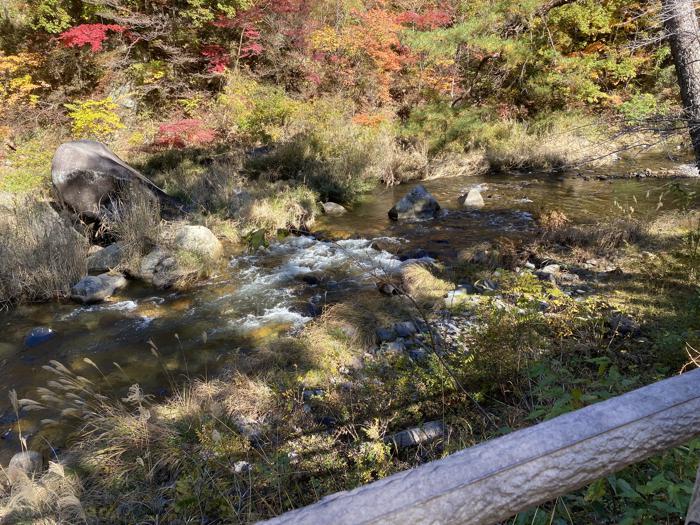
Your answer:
(260, 368), (700, 525)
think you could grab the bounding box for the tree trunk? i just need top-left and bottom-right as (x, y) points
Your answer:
(663, 0), (700, 168)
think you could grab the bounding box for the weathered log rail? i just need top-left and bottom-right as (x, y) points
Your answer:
(260, 368), (700, 525)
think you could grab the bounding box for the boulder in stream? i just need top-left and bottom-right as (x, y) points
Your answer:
(321, 202), (347, 215)
(137, 247), (199, 289)
(388, 185), (441, 221)
(461, 188), (485, 209)
(173, 225), (223, 261)
(71, 273), (128, 304)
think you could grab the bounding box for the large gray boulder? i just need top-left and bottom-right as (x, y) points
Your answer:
(388, 185), (441, 221)
(71, 273), (128, 304)
(173, 225), (223, 260)
(51, 140), (176, 218)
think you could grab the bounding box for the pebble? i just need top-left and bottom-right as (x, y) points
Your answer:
(234, 461), (251, 473)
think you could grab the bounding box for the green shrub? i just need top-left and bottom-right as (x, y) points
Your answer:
(217, 73), (300, 144)
(64, 97), (124, 141)
(619, 93), (663, 121)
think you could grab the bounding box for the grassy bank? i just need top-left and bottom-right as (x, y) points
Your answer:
(2, 206), (699, 523)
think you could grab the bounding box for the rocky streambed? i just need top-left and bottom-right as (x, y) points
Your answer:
(1, 151), (700, 466)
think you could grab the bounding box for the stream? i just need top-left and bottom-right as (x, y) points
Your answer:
(2, 156), (700, 465)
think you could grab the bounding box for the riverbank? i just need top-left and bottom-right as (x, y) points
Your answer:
(1, 188), (699, 523)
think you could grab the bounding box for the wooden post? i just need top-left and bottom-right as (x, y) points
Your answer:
(260, 369), (700, 525)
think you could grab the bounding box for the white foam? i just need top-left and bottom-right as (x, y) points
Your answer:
(235, 306), (311, 332)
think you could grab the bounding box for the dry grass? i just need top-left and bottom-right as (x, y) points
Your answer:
(483, 115), (615, 172)
(242, 184), (318, 235)
(400, 263), (452, 305)
(0, 196), (87, 305)
(537, 209), (571, 232)
(542, 216), (647, 255)
(151, 154), (247, 215)
(101, 185), (162, 267)
(0, 461), (84, 525)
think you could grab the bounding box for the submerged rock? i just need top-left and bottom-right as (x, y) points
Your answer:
(71, 273), (127, 304)
(173, 225), (223, 261)
(388, 184), (441, 221)
(7, 451), (43, 484)
(321, 202), (347, 215)
(23, 327), (56, 348)
(461, 188), (485, 209)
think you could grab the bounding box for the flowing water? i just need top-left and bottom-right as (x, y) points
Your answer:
(2, 156), (700, 464)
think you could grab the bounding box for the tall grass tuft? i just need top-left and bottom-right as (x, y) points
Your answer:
(101, 185), (162, 267)
(0, 197), (87, 306)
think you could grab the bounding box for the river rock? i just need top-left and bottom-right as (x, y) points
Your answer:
(7, 451), (43, 484)
(381, 340), (406, 355)
(376, 327), (396, 343)
(386, 420), (445, 449)
(23, 327), (56, 348)
(388, 185), (441, 221)
(137, 247), (198, 289)
(51, 140), (176, 218)
(539, 264), (561, 275)
(474, 279), (498, 293)
(321, 202), (347, 215)
(371, 237), (402, 252)
(609, 312), (641, 336)
(87, 242), (125, 272)
(173, 225), (223, 260)
(461, 188), (485, 208)
(71, 273), (128, 304)
(394, 321), (417, 338)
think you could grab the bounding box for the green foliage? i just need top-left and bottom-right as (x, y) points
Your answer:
(0, 131), (58, 193)
(620, 93), (662, 121)
(28, 0), (73, 33)
(64, 97), (124, 140)
(218, 74), (300, 143)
